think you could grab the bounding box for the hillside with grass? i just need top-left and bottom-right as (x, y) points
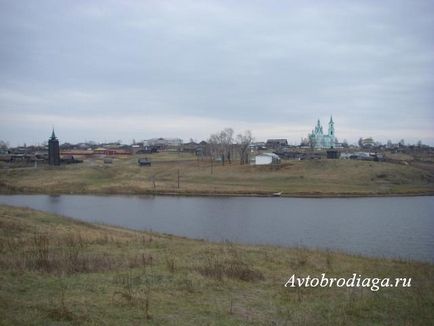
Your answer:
(0, 205), (433, 325)
(1, 152), (433, 196)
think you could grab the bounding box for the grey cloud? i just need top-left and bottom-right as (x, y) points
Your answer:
(0, 0), (433, 145)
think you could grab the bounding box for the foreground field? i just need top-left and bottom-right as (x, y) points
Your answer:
(1, 152), (433, 196)
(0, 205), (433, 325)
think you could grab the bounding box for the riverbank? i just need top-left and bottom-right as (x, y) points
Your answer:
(0, 205), (433, 325)
(1, 153), (433, 197)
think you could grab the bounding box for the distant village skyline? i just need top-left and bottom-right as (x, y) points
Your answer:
(1, 1), (433, 147)
(1, 116), (430, 148)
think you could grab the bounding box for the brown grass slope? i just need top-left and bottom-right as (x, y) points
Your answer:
(0, 205), (433, 325)
(1, 153), (433, 196)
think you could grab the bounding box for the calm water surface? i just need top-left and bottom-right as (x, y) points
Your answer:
(0, 195), (433, 263)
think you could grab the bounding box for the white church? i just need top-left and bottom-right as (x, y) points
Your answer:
(308, 116), (338, 149)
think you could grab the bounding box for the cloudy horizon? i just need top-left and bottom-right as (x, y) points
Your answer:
(1, 0), (433, 146)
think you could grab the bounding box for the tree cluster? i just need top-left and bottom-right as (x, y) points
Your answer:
(207, 128), (254, 165)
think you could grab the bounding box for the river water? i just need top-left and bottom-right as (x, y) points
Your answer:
(0, 195), (433, 263)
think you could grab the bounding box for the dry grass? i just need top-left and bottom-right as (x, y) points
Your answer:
(1, 152), (433, 196)
(0, 205), (433, 325)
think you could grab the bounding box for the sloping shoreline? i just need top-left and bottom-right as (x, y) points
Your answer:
(0, 205), (433, 324)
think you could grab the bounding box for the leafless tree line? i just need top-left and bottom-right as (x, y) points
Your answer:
(207, 128), (253, 165)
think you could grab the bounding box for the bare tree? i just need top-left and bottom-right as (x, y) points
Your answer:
(221, 128), (233, 164)
(0, 140), (9, 149)
(236, 130), (253, 165)
(300, 137), (309, 147)
(399, 139), (405, 147)
(208, 128), (234, 165)
(208, 133), (221, 161)
(387, 140), (393, 148)
(342, 139), (349, 148)
(309, 134), (317, 149)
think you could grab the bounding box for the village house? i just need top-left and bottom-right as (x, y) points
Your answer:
(93, 147), (132, 156)
(265, 139), (288, 149)
(254, 153), (281, 165)
(143, 138), (183, 150)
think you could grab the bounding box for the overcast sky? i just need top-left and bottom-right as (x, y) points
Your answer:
(1, 0), (433, 146)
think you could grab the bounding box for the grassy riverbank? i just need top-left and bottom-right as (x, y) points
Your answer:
(0, 205), (433, 325)
(1, 153), (433, 196)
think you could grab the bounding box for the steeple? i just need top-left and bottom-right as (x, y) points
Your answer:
(50, 128), (57, 140)
(328, 116), (335, 137)
(315, 119), (324, 134)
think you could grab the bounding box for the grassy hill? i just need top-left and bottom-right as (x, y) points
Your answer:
(1, 152), (433, 196)
(0, 205), (433, 325)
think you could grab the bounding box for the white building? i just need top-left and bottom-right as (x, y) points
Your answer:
(254, 153), (281, 165)
(143, 138), (183, 147)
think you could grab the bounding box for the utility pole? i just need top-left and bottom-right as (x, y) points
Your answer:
(177, 169), (180, 189)
(151, 175), (156, 192)
(211, 157), (213, 175)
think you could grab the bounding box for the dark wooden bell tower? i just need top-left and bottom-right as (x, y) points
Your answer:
(48, 129), (60, 166)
